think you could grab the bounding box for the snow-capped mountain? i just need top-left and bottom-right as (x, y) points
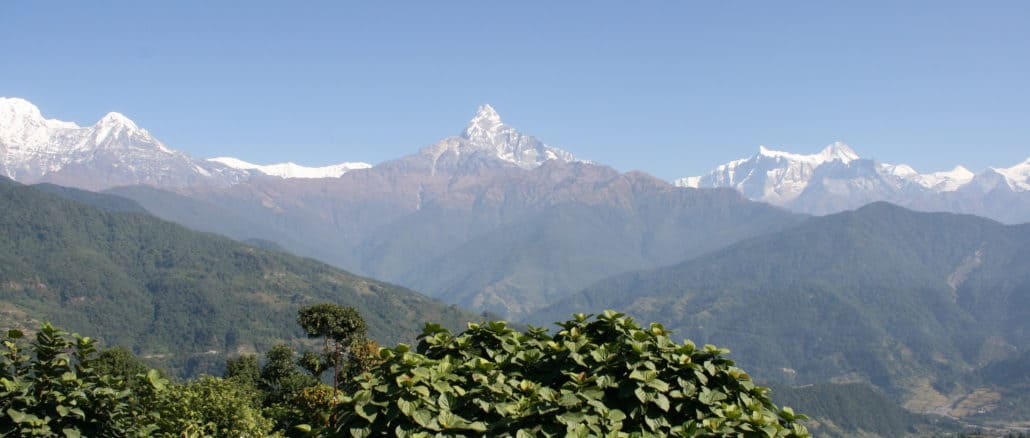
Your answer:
(676, 142), (1030, 222)
(208, 157), (371, 179)
(985, 158), (1030, 192)
(675, 142), (861, 204)
(387, 104), (578, 174)
(0, 97), (249, 190)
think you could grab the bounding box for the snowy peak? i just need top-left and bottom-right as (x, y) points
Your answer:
(677, 142), (1030, 217)
(409, 104), (577, 172)
(90, 111), (151, 146)
(97, 112), (139, 130)
(463, 104), (503, 139)
(989, 157), (1030, 191)
(675, 142), (863, 204)
(820, 141), (860, 163)
(460, 104), (510, 148)
(208, 157), (372, 179)
(0, 98), (80, 147)
(757, 141), (859, 165)
(0, 97), (44, 120)
(0, 97), (250, 188)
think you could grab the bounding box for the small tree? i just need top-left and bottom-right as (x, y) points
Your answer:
(225, 354), (261, 388)
(296, 303), (367, 388)
(259, 344), (316, 405)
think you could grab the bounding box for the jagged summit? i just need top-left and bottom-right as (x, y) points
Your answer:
(397, 104), (577, 173)
(757, 141), (859, 165)
(464, 104), (502, 131)
(461, 104), (507, 146)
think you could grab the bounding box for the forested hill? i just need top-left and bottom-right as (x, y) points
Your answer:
(537, 202), (1030, 422)
(0, 177), (477, 376)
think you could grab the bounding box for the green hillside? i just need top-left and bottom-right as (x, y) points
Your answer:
(537, 202), (1030, 423)
(0, 178), (476, 376)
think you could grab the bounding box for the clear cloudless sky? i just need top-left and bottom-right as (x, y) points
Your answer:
(2, 1), (1028, 179)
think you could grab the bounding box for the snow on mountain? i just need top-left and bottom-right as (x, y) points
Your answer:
(916, 166), (975, 191)
(677, 142), (1030, 221)
(403, 104), (578, 174)
(989, 158), (1030, 191)
(675, 142), (859, 204)
(208, 157), (371, 179)
(0, 97), (250, 189)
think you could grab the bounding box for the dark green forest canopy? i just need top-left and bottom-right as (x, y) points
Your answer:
(0, 178), (477, 376)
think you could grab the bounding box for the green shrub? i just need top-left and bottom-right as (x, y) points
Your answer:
(0, 324), (161, 437)
(330, 311), (809, 437)
(156, 375), (276, 437)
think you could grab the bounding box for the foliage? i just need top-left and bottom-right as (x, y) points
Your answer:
(297, 303), (368, 386)
(298, 303), (367, 346)
(260, 344), (319, 406)
(330, 311), (809, 437)
(92, 346), (151, 388)
(226, 353), (261, 388)
(343, 339), (384, 381)
(293, 384), (342, 430)
(0, 324), (161, 437)
(156, 375), (277, 437)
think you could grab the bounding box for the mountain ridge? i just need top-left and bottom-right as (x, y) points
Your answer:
(676, 143), (1030, 223)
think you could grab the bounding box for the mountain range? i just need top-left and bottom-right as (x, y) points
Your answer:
(98, 105), (799, 319)
(676, 142), (1030, 223)
(0, 97), (371, 189)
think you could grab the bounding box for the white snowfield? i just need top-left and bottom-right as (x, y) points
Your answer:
(677, 142), (1029, 204)
(208, 157), (371, 179)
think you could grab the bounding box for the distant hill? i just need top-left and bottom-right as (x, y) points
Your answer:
(0, 177), (476, 376)
(537, 202), (1030, 422)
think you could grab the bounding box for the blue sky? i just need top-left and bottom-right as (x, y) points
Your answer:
(2, 1), (1028, 179)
